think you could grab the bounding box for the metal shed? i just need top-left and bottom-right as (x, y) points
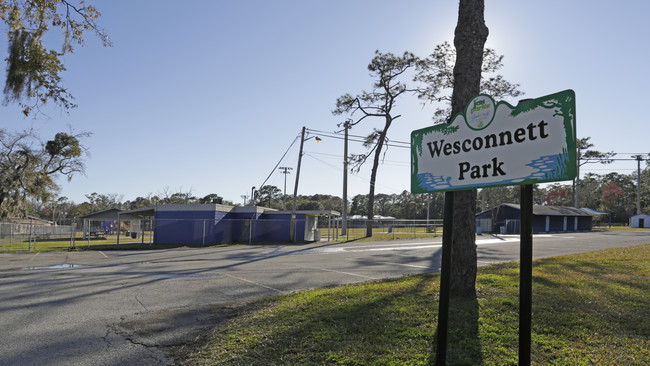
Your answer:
(630, 214), (650, 228)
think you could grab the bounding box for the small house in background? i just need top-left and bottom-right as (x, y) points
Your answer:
(630, 214), (650, 228)
(4, 216), (54, 226)
(476, 203), (597, 234)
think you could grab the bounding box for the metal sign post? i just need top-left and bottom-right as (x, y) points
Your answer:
(412, 91), (577, 365)
(520, 184), (533, 365)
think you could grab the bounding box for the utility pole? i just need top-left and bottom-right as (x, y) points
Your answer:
(291, 127), (307, 242)
(279, 166), (292, 209)
(290, 126), (320, 242)
(292, 127), (306, 213)
(342, 121), (350, 235)
(632, 155), (643, 215)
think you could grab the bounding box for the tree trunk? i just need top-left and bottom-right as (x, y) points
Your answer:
(449, 0), (488, 296)
(366, 117), (392, 237)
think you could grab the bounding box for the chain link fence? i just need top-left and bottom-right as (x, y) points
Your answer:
(1, 220), (77, 251)
(2, 217), (447, 252)
(0, 218), (154, 252)
(326, 218), (444, 241)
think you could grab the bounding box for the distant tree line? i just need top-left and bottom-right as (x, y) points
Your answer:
(12, 165), (650, 224)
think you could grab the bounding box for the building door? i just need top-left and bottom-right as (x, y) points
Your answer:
(640, 218), (645, 228)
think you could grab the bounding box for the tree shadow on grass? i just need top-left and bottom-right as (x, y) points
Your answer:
(181, 275), (443, 365)
(429, 292), (483, 366)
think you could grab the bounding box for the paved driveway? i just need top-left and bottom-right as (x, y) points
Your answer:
(1, 231), (648, 365)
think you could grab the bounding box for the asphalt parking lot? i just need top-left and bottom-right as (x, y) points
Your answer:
(1, 231), (648, 365)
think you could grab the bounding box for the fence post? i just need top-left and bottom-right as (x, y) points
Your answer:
(29, 219), (33, 251)
(70, 219), (76, 249)
(347, 220), (349, 241)
(116, 216), (121, 245)
(203, 220), (206, 246)
(149, 217), (154, 245)
(327, 215), (331, 241)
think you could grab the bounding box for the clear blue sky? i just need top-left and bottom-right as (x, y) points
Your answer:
(2, 1), (649, 205)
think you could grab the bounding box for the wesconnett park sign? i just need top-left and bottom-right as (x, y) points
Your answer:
(411, 89), (577, 193)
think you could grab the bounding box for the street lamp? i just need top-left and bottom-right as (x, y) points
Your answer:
(278, 167), (292, 209)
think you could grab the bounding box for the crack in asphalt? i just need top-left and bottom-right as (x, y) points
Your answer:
(135, 293), (148, 311)
(106, 322), (174, 365)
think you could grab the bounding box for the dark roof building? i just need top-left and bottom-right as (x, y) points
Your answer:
(476, 203), (597, 234)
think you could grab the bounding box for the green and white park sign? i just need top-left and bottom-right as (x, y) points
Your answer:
(411, 89), (576, 193)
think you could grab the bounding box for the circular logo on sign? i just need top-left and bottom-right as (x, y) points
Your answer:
(465, 94), (495, 130)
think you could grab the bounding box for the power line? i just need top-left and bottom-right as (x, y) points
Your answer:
(607, 158), (650, 161)
(303, 153), (406, 194)
(584, 168), (636, 171)
(306, 128), (411, 147)
(309, 132), (411, 149)
(258, 134), (300, 189)
(306, 151), (409, 165)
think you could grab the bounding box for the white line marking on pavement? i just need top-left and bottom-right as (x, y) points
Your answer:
(319, 237), (522, 254)
(338, 241), (439, 249)
(224, 274), (283, 293)
(475, 237), (520, 245)
(319, 244), (441, 253)
(369, 260), (430, 268)
(317, 268), (376, 279)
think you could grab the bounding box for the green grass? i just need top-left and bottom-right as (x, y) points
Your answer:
(593, 225), (650, 231)
(180, 244), (650, 365)
(324, 227), (441, 242)
(0, 235), (153, 252)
